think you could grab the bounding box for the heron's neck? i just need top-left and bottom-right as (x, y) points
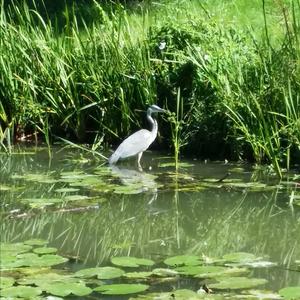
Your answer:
(147, 112), (158, 135)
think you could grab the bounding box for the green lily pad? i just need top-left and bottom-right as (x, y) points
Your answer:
(222, 252), (258, 263)
(175, 265), (248, 279)
(111, 256), (155, 268)
(0, 286), (42, 298)
(242, 289), (282, 299)
(64, 195), (89, 201)
(55, 187), (80, 193)
(94, 283), (149, 295)
(18, 272), (82, 291)
(0, 277), (15, 289)
(75, 266), (125, 279)
(164, 255), (202, 267)
(279, 286), (300, 300)
(21, 198), (63, 208)
(159, 162), (194, 168)
(210, 277), (268, 290)
(129, 289), (224, 300)
(43, 282), (92, 297)
(152, 268), (179, 277)
(24, 239), (48, 246)
(113, 185), (145, 194)
(33, 247), (57, 254)
(124, 271), (153, 279)
(175, 265), (227, 276)
(13, 253), (68, 268)
(0, 242), (32, 255)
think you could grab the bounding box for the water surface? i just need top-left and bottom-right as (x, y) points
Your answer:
(1, 147), (300, 298)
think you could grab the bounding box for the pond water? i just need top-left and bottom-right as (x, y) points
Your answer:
(1, 147), (300, 299)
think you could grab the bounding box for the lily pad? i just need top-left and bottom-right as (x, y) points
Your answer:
(279, 286), (300, 300)
(164, 255), (202, 267)
(0, 242), (32, 255)
(129, 289), (224, 300)
(21, 198), (63, 208)
(24, 239), (48, 246)
(75, 266), (125, 279)
(242, 289), (282, 299)
(0, 286), (42, 298)
(33, 247), (57, 254)
(43, 282), (92, 297)
(210, 277), (268, 290)
(222, 252), (258, 263)
(55, 187), (80, 193)
(18, 272), (76, 286)
(111, 256), (155, 268)
(152, 268), (179, 277)
(64, 195), (89, 201)
(14, 254), (68, 268)
(175, 265), (228, 276)
(94, 283), (149, 295)
(175, 265), (248, 279)
(0, 277), (15, 289)
(124, 271), (153, 279)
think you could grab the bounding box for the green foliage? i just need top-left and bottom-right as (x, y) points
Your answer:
(0, 0), (300, 174)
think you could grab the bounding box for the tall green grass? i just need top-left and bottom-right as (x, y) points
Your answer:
(0, 0), (300, 176)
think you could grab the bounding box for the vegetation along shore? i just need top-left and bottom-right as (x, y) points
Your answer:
(0, 0), (300, 177)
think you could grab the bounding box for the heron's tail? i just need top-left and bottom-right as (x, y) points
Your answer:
(108, 152), (119, 165)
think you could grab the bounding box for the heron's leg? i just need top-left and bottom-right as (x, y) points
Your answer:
(137, 152), (143, 170)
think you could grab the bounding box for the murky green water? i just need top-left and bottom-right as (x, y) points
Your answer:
(1, 147), (300, 299)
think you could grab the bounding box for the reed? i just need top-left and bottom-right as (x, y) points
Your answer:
(0, 0), (300, 174)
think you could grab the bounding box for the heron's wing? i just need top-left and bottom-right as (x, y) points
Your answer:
(109, 129), (154, 164)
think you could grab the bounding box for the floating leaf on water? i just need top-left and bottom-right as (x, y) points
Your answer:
(175, 265), (227, 276)
(279, 286), (300, 300)
(0, 277), (15, 289)
(175, 265), (248, 279)
(11, 173), (56, 183)
(1, 242), (32, 255)
(128, 289), (225, 300)
(94, 283), (149, 295)
(113, 184), (145, 194)
(240, 289), (282, 299)
(152, 268), (179, 277)
(18, 272), (77, 287)
(210, 277), (268, 290)
(196, 267), (249, 279)
(0, 185), (13, 191)
(55, 187), (80, 193)
(74, 267), (125, 279)
(242, 261), (277, 268)
(0, 286), (42, 298)
(228, 167), (246, 173)
(33, 247), (57, 255)
(164, 255), (202, 267)
(24, 239), (48, 246)
(158, 162), (194, 168)
(111, 256), (155, 268)
(14, 253), (68, 268)
(222, 252), (258, 263)
(64, 195), (89, 201)
(124, 271), (153, 279)
(21, 198), (63, 208)
(42, 282), (92, 297)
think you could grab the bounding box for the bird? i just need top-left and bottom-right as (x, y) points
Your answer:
(108, 105), (166, 167)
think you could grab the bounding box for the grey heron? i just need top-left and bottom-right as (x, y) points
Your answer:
(108, 105), (166, 167)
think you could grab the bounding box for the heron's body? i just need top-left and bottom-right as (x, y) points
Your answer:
(108, 105), (165, 166)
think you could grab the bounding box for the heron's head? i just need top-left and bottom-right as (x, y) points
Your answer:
(148, 105), (166, 114)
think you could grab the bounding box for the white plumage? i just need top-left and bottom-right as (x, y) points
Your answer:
(108, 105), (165, 167)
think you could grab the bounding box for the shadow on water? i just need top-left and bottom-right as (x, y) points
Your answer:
(1, 147), (300, 297)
